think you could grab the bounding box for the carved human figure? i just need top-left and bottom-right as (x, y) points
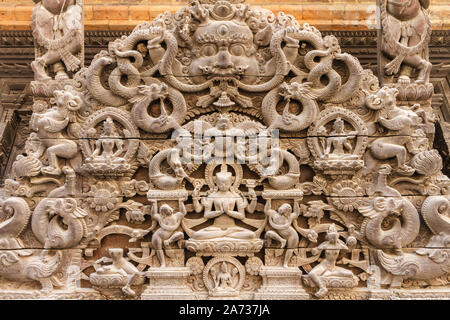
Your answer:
(150, 200), (186, 268)
(323, 118), (358, 159)
(264, 199), (299, 267)
(211, 262), (237, 293)
(31, 0), (83, 81)
(308, 224), (354, 298)
(167, 129), (193, 179)
(380, 0), (432, 84)
(88, 117), (125, 165)
(192, 165), (257, 240)
(30, 88), (81, 175)
(264, 199), (318, 266)
(94, 248), (143, 297)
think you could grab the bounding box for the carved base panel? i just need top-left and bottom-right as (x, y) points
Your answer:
(385, 83), (435, 102)
(253, 267), (310, 300)
(141, 268), (194, 300)
(0, 289), (102, 300)
(185, 239), (264, 257)
(302, 275), (359, 288)
(391, 288), (450, 300)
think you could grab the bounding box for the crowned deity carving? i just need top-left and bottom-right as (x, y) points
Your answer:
(191, 165), (257, 240)
(88, 118), (126, 166)
(304, 224), (358, 298)
(202, 115), (246, 162)
(210, 261), (239, 295)
(31, 0), (83, 81)
(321, 118), (358, 160)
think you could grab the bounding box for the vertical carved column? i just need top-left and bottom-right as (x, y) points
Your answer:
(0, 0), (97, 299)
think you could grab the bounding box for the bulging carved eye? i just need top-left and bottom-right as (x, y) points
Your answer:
(229, 44), (245, 56)
(201, 44), (217, 57)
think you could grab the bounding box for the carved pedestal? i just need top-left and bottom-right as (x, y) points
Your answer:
(141, 267), (193, 300)
(254, 267), (309, 300)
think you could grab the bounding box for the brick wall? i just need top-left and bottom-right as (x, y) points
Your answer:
(0, 0), (449, 31)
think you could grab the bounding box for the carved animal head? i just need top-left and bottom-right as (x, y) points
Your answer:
(215, 115), (232, 130)
(359, 197), (403, 219)
(136, 84), (168, 101)
(51, 86), (82, 112)
(323, 35), (341, 55)
(365, 87), (398, 112)
(108, 248), (124, 261)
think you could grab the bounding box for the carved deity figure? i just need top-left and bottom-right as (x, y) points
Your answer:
(211, 262), (238, 294)
(322, 118), (358, 159)
(30, 88), (81, 175)
(192, 165), (257, 240)
(150, 200), (186, 267)
(308, 224), (355, 298)
(379, 0), (432, 84)
(31, 0), (83, 81)
(93, 248), (143, 297)
(188, 11), (260, 86)
(88, 118), (125, 165)
(203, 115), (245, 162)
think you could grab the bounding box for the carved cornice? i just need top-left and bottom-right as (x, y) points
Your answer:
(1, 30), (448, 77)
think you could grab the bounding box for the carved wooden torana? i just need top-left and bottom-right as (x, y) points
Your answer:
(0, 0), (448, 300)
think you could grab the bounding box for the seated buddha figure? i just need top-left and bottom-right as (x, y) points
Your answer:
(322, 118), (358, 160)
(191, 166), (257, 240)
(88, 117), (126, 165)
